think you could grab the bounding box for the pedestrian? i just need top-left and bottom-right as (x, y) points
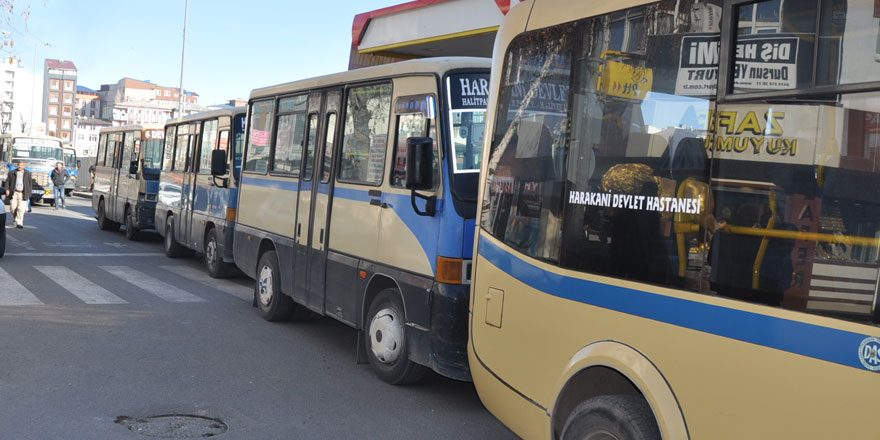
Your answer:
(88, 163), (95, 191)
(5, 161), (32, 228)
(50, 161), (70, 209)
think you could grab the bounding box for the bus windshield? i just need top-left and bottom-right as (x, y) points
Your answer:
(447, 72), (490, 204)
(12, 138), (62, 161)
(63, 149), (76, 168)
(142, 137), (164, 175)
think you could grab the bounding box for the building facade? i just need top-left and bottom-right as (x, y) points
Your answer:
(98, 77), (205, 126)
(73, 117), (111, 159)
(75, 86), (101, 119)
(42, 59), (78, 142)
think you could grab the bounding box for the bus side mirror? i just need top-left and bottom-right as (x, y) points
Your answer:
(405, 137), (436, 217)
(211, 149), (227, 176)
(405, 137), (433, 190)
(129, 160), (138, 175)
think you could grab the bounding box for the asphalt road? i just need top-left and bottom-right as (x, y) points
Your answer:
(0, 196), (516, 439)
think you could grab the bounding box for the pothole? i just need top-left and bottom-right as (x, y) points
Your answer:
(115, 414), (228, 438)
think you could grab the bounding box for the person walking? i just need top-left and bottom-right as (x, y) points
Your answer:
(50, 161), (70, 210)
(5, 161), (32, 228)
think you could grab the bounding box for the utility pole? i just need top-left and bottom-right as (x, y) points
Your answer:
(178, 0), (189, 116)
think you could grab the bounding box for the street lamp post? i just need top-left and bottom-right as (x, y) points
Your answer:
(178, 0), (189, 115)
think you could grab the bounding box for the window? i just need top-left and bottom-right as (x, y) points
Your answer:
(244, 99), (274, 173)
(62, 132), (69, 141)
(61, 119), (70, 129)
(163, 126), (176, 170)
(174, 127), (190, 172)
(64, 80), (73, 91)
(339, 83), (392, 184)
(199, 119), (218, 174)
(49, 92), (58, 103)
(232, 114), (246, 183)
(391, 112), (428, 188)
(121, 131), (136, 170)
(50, 79), (59, 90)
(49, 105), (57, 116)
(272, 95), (307, 174)
(63, 94), (73, 104)
(48, 118), (57, 132)
(97, 134), (107, 166)
(320, 113), (337, 183)
(164, 90), (170, 97)
(302, 114), (318, 180)
(62, 106), (72, 117)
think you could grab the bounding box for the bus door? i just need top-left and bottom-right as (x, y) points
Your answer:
(293, 93), (323, 305)
(308, 89), (341, 311)
(189, 118), (220, 251)
(108, 133), (123, 220)
(117, 130), (137, 218)
(181, 122), (201, 247)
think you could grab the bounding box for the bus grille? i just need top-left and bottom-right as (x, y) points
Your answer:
(32, 171), (49, 186)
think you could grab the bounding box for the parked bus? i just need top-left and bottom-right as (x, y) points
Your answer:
(470, 0), (880, 438)
(155, 107), (247, 278)
(92, 124), (165, 240)
(233, 57), (490, 384)
(0, 134), (64, 205)
(62, 145), (77, 195)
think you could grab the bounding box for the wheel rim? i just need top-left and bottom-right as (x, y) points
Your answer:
(584, 431), (619, 440)
(258, 264), (273, 307)
(206, 237), (217, 270)
(369, 305), (404, 364)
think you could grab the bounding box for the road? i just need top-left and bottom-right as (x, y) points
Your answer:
(0, 196), (516, 439)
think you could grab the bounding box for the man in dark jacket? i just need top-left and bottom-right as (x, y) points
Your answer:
(5, 161), (32, 228)
(50, 161), (70, 209)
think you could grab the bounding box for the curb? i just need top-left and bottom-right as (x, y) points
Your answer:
(72, 191), (92, 200)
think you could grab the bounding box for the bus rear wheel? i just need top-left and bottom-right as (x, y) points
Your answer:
(255, 250), (308, 321)
(204, 228), (232, 278)
(97, 199), (119, 231)
(164, 215), (185, 258)
(124, 207), (140, 241)
(364, 289), (427, 385)
(561, 395), (660, 440)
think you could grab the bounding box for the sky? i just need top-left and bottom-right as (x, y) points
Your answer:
(2, 0), (405, 105)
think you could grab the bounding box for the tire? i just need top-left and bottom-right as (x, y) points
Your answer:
(254, 250), (308, 321)
(64, 188), (72, 196)
(204, 228), (232, 278)
(97, 199), (119, 231)
(560, 395), (661, 440)
(0, 219), (5, 258)
(47, 198), (55, 207)
(364, 289), (427, 385)
(163, 215), (185, 258)
(124, 207), (140, 241)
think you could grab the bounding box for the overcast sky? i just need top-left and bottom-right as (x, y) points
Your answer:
(4, 0), (403, 105)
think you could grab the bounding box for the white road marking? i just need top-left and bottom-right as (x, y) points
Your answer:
(100, 266), (205, 303)
(160, 265), (251, 302)
(4, 253), (165, 257)
(34, 266), (127, 305)
(5, 235), (35, 251)
(0, 267), (43, 305)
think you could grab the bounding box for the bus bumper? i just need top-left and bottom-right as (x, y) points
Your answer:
(136, 201), (157, 230)
(408, 282), (472, 381)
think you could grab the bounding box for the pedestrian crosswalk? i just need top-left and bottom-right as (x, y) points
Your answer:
(0, 264), (252, 307)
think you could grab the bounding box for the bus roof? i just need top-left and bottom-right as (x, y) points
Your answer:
(165, 106), (247, 126)
(1, 133), (63, 142)
(250, 56), (491, 101)
(100, 123), (165, 134)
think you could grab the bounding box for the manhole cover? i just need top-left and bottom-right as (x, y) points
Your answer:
(115, 414), (228, 438)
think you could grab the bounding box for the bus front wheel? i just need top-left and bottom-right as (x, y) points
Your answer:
(255, 250), (308, 321)
(561, 395), (660, 440)
(364, 289), (427, 385)
(164, 215), (185, 258)
(124, 207), (140, 241)
(97, 199), (119, 231)
(204, 228), (232, 278)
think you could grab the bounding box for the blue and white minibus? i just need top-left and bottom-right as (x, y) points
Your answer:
(92, 124), (165, 240)
(155, 107), (247, 277)
(233, 57), (490, 384)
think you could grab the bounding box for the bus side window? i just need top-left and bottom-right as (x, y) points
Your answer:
(320, 113), (336, 183)
(163, 126), (176, 171)
(302, 114), (318, 180)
